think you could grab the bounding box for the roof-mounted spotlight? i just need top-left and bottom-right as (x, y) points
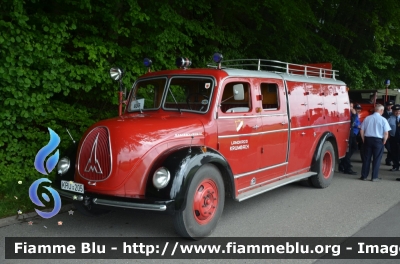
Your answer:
(176, 57), (191, 69)
(110, 67), (123, 81)
(213, 52), (223, 69)
(143, 58), (152, 73)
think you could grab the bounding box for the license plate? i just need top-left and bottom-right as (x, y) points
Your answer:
(61, 180), (84, 194)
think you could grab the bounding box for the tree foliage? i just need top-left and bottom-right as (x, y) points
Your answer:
(0, 0), (399, 210)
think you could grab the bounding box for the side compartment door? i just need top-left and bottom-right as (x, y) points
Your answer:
(321, 84), (339, 124)
(286, 81), (314, 174)
(336, 85), (351, 158)
(217, 79), (261, 189)
(306, 83), (325, 126)
(257, 80), (289, 181)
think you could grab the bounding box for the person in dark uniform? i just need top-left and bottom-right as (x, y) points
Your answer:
(383, 100), (395, 166)
(387, 104), (400, 171)
(339, 103), (361, 174)
(360, 104), (391, 182)
(383, 100), (394, 119)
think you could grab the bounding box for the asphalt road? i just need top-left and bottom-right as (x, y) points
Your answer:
(1, 152), (400, 264)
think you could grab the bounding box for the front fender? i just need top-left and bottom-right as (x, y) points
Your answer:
(146, 146), (234, 211)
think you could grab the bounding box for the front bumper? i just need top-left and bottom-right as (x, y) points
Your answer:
(56, 188), (175, 213)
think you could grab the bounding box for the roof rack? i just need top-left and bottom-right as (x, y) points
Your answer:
(207, 59), (339, 79)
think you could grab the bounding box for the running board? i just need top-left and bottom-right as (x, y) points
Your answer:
(235, 172), (317, 202)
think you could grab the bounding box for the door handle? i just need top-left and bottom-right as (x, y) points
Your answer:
(301, 132), (306, 136)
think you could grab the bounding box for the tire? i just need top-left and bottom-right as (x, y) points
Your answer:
(173, 164), (225, 239)
(73, 201), (111, 217)
(310, 141), (335, 188)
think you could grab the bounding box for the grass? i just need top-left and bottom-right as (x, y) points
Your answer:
(0, 180), (54, 219)
(0, 193), (35, 219)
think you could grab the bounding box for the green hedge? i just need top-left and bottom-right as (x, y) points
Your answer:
(0, 0), (223, 216)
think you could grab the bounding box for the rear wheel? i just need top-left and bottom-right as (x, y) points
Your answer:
(173, 164), (224, 239)
(310, 141), (335, 188)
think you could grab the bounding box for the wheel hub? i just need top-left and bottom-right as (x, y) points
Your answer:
(322, 151), (333, 179)
(193, 179), (218, 225)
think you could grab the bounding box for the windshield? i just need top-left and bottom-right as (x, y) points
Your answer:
(128, 76), (214, 113)
(128, 78), (167, 112)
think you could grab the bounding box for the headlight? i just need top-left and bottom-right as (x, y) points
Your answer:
(152, 167), (170, 189)
(57, 157), (70, 175)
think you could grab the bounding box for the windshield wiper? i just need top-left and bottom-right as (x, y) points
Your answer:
(168, 88), (182, 114)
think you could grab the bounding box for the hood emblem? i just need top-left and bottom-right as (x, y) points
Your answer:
(84, 133), (103, 174)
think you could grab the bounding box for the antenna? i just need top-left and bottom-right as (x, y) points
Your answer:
(66, 128), (76, 144)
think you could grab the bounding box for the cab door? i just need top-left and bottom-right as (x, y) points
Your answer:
(257, 80), (289, 181)
(217, 79), (262, 190)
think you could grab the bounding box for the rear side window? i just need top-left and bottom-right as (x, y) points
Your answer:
(260, 83), (279, 110)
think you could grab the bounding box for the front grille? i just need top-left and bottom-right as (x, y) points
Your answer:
(78, 127), (111, 181)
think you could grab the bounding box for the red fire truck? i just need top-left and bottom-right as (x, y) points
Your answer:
(56, 54), (350, 238)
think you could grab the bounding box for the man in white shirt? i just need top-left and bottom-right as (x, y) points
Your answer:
(360, 104), (391, 181)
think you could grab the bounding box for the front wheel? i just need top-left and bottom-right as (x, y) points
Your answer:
(310, 141), (335, 188)
(173, 164), (225, 239)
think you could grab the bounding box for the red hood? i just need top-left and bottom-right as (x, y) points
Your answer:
(75, 113), (205, 192)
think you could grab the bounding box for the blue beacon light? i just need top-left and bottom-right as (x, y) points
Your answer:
(213, 53), (223, 69)
(144, 58), (152, 72)
(213, 53), (223, 63)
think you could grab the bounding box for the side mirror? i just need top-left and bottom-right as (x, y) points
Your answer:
(110, 68), (123, 81)
(233, 84), (244, 100)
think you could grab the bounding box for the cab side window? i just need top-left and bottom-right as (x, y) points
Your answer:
(261, 83), (279, 110)
(220, 82), (251, 113)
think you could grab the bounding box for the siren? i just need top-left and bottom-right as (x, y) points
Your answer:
(176, 57), (191, 69)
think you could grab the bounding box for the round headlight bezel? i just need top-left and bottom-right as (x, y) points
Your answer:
(152, 167), (170, 189)
(57, 157), (70, 175)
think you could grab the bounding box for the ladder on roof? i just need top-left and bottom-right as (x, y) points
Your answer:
(208, 59), (339, 79)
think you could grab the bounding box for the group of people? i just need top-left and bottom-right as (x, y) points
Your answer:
(339, 100), (400, 182)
